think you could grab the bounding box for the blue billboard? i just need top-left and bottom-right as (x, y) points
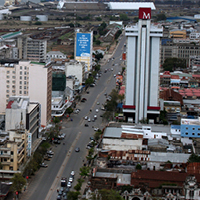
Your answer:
(76, 33), (91, 57)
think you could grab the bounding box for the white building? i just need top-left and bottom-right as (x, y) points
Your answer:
(123, 8), (163, 123)
(65, 60), (86, 85)
(6, 96), (40, 143)
(0, 61), (52, 127)
(47, 51), (67, 61)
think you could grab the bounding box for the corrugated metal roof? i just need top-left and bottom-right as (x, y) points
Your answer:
(107, 2), (156, 10)
(149, 152), (190, 163)
(103, 127), (122, 138)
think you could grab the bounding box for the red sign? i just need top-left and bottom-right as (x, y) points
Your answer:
(139, 8), (151, 20)
(26, 176), (29, 179)
(16, 191), (18, 195)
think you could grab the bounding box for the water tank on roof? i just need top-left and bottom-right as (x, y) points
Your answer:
(20, 16), (32, 21)
(36, 15), (48, 22)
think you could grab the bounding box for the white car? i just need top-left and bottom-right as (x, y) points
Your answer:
(71, 171), (75, 176)
(114, 74), (116, 78)
(88, 118), (91, 122)
(67, 182), (72, 188)
(96, 109), (99, 113)
(111, 68), (113, 71)
(69, 177), (73, 182)
(94, 127), (99, 131)
(84, 116), (88, 120)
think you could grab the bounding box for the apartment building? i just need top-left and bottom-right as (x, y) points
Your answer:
(0, 61), (52, 127)
(161, 39), (200, 66)
(0, 128), (28, 179)
(6, 96), (40, 143)
(17, 36), (47, 62)
(65, 60), (86, 85)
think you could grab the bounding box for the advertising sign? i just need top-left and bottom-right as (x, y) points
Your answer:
(139, 8), (151, 20)
(76, 33), (91, 57)
(27, 132), (32, 157)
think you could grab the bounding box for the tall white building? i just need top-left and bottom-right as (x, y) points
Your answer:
(123, 8), (163, 123)
(0, 61), (52, 127)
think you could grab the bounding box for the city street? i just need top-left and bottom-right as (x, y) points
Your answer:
(20, 32), (126, 200)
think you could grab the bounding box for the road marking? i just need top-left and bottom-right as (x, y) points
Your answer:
(45, 131), (82, 200)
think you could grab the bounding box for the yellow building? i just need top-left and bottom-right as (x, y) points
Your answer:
(169, 29), (187, 39)
(0, 128), (27, 179)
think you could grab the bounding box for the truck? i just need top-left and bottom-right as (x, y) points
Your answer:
(61, 177), (67, 187)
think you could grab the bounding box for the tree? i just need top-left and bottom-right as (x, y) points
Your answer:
(67, 191), (80, 200)
(188, 154), (200, 163)
(96, 17), (102, 21)
(162, 57), (186, 72)
(96, 40), (101, 45)
(34, 21), (42, 25)
(10, 173), (26, 193)
(120, 13), (129, 21)
(156, 13), (166, 21)
(115, 30), (122, 40)
(136, 164), (142, 170)
(79, 166), (90, 177)
(95, 53), (103, 61)
(66, 107), (74, 116)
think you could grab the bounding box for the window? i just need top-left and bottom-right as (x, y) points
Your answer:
(6, 90), (9, 93)
(12, 76), (15, 79)
(20, 76), (22, 80)
(24, 71), (26, 75)
(186, 132), (188, 135)
(6, 95), (9, 98)
(24, 76), (26, 80)
(12, 80), (15, 84)
(186, 127), (188, 130)
(12, 85), (15, 88)
(6, 85), (9, 88)
(24, 81), (26, 85)
(6, 80), (9, 83)
(6, 75), (9, 78)
(12, 71), (15, 74)
(20, 86), (22, 89)
(19, 91), (22, 94)
(11, 159), (13, 162)
(20, 66), (22, 69)
(20, 71), (22, 75)
(193, 128), (195, 130)
(12, 90), (15, 93)
(24, 91), (26, 94)
(7, 71), (9, 74)
(24, 86), (26, 89)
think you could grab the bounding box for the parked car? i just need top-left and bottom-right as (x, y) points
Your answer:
(47, 150), (54, 155)
(88, 118), (91, 122)
(69, 177), (73, 182)
(71, 171), (75, 176)
(85, 124), (89, 127)
(67, 182), (72, 188)
(54, 139), (61, 144)
(84, 116), (88, 120)
(96, 109), (99, 113)
(40, 163), (48, 168)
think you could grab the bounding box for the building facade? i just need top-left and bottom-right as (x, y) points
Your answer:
(0, 61), (52, 127)
(5, 96), (40, 143)
(123, 8), (163, 123)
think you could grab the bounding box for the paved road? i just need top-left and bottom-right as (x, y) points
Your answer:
(22, 32), (126, 200)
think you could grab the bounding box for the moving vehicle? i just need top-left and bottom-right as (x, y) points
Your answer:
(75, 147), (80, 152)
(71, 171), (75, 176)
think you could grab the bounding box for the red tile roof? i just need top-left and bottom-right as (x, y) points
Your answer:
(131, 170), (200, 188)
